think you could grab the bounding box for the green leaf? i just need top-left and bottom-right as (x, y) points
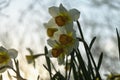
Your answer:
(116, 28), (120, 59)
(89, 37), (96, 50)
(97, 52), (103, 71)
(13, 59), (26, 80)
(75, 49), (92, 80)
(44, 46), (52, 79)
(67, 52), (74, 80)
(52, 72), (65, 80)
(72, 61), (79, 80)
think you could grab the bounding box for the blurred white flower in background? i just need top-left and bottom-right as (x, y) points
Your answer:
(0, 46), (18, 73)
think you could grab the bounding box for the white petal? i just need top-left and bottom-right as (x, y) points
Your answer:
(57, 54), (65, 65)
(64, 22), (74, 32)
(48, 19), (57, 27)
(0, 46), (7, 52)
(67, 47), (73, 55)
(0, 60), (13, 73)
(48, 18), (56, 25)
(69, 9), (80, 21)
(49, 6), (59, 17)
(53, 27), (66, 41)
(44, 19), (57, 29)
(8, 60), (13, 68)
(47, 39), (57, 47)
(59, 27), (67, 34)
(74, 39), (79, 49)
(0, 66), (7, 73)
(8, 49), (18, 58)
(47, 49), (53, 57)
(0, 63), (8, 73)
(59, 4), (68, 13)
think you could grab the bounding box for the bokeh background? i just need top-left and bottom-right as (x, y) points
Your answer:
(0, 0), (120, 80)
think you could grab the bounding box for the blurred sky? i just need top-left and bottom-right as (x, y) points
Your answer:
(0, 0), (120, 57)
(0, 0), (120, 79)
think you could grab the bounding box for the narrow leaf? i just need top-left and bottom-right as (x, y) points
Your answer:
(89, 37), (96, 50)
(52, 72), (65, 80)
(97, 52), (103, 71)
(72, 62), (79, 80)
(44, 46), (52, 79)
(116, 28), (120, 60)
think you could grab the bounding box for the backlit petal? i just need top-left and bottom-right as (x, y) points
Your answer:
(69, 9), (80, 21)
(47, 39), (58, 47)
(57, 54), (65, 65)
(8, 49), (18, 58)
(49, 6), (59, 17)
(59, 4), (68, 13)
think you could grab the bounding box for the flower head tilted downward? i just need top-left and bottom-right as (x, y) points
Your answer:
(0, 46), (18, 73)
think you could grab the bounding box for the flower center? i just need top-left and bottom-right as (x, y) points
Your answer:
(47, 28), (58, 37)
(0, 53), (10, 64)
(55, 15), (68, 26)
(59, 34), (73, 45)
(52, 48), (64, 57)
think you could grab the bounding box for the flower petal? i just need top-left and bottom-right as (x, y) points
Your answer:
(74, 39), (79, 49)
(57, 54), (65, 65)
(69, 9), (80, 21)
(8, 49), (18, 58)
(49, 6), (59, 17)
(0, 60), (11, 73)
(59, 4), (68, 13)
(0, 46), (7, 52)
(47, 39), (57, 47)
(44, 19), (57, 29)
(47, 49), (53, 57)
(8, 59), (13, 68)
(0, 60), (13, 73)
(26, 55), (34, 64)
(0, 65), (7, 73)
(64, 22), (74, 32)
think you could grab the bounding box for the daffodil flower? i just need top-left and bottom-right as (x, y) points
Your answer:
(49, 4), (80, 32)
(45, 4), (80, 65)
(47, 35), (78, 65)
(47, 39), (67, 65)
(53, 27), (79, 53)
(44, 19), (58, 38)
(0, 46), (18, 73)
(26, 54), (44, 64)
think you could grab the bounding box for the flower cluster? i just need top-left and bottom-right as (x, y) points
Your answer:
(44, 4), (80, 65)
(0, 46), (18, 73)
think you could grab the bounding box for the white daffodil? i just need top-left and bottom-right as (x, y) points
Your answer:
(47, 39), (68, 65)
(0, 46), (18, 73)
(47, 33), (79, 65)
(49, 4), (80, 32)
(53, 27), (79, 53)
(44, 19), (58, 38)
(45, 4), (80, 65)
